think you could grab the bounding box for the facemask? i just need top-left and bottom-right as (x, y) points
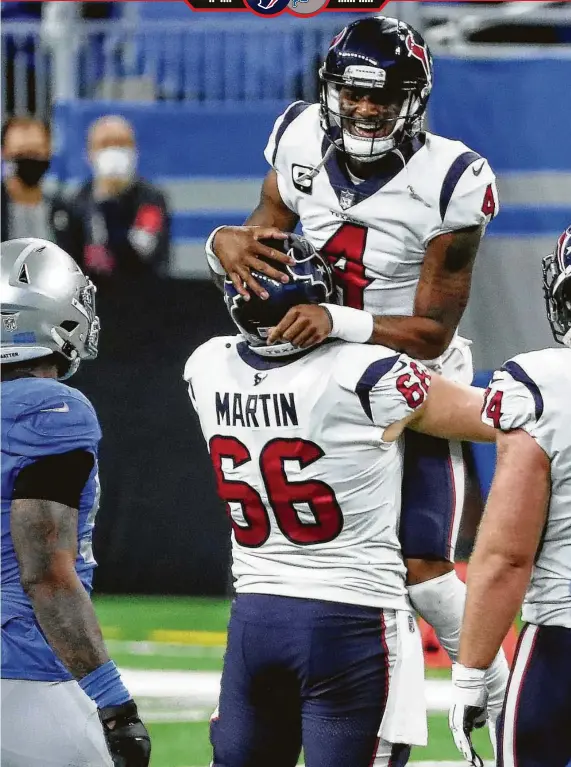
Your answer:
(4, 157), (50, 188)
(92, 147), (136, 180)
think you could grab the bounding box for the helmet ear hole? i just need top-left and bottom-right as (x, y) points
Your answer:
(18, 264), (30, 284)
(60, 320), (79, 333)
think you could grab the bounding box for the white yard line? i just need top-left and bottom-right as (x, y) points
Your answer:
(120, 669), (460, 723)
(184, 763), (493, 767)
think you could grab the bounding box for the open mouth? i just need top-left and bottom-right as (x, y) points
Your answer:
(346, 120), (388, 139)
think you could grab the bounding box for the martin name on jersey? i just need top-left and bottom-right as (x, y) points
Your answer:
(185, 336), (433, 611)
(265, 101), (498, 379)
(482, 347), (571, 628)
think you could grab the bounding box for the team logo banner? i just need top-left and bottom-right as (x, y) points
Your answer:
(185, 0), (390, 15)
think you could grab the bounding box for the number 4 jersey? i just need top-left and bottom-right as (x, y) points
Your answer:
(482, 347), (571, 628)
(185, 336), (432, 611)
(265, 102), (498, 380)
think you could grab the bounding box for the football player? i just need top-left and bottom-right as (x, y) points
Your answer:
(449, 225), (571, 767)
(186, 234), (496, 767)
(204, 15), (508, 723)
(1, 239), (151, 767)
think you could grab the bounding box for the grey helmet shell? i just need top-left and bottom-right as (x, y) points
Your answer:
(1, 238), (100, 379)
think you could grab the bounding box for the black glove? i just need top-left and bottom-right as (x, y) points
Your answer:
(99, 699), (151, 767)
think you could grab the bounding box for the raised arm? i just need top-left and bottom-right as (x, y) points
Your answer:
(206, 169), (300, 295)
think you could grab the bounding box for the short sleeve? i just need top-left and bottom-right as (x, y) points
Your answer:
(481, 361), (543, 436)
(263, 101), (308, 170)
(427, 155), (499, 243)
(343, 353), (432, 429)
(7, 393), (101, 460)
(183, 350), (200, 414)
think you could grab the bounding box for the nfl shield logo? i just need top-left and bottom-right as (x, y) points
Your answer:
(339, 189), (355, 210)
(2, 314), (18, 332)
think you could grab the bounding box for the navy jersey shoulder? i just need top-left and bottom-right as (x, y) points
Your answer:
(1, 377), (101, 459)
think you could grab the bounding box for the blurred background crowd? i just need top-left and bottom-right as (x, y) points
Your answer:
(1, 0), (569, 597)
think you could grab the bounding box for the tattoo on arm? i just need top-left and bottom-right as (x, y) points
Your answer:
(415, 225), (483, 326)
(368, 226), (483, 359)
(442, 225), (482, 273)
(11, 499), (109, 679)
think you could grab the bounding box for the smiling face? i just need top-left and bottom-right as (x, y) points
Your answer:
(338, 85), (403, 140)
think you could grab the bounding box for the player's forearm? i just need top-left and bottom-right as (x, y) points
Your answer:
(370, 314), (452, 359)
(459, 553), (531, 670)
(27, 575), (110, 679)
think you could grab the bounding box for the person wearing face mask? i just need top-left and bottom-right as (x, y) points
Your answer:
(54, 115), (170, 282)
(1, 117), (55, 242)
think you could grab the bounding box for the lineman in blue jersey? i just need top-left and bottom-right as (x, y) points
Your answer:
(1, 239), (151, 767)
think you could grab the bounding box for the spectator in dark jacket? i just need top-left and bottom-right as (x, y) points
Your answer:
(53, 115), (170, 282)
(1, 116), (56, 241)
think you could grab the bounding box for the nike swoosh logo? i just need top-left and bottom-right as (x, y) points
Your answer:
(40, 403), (70, 413)
(472, 160), (486, 177)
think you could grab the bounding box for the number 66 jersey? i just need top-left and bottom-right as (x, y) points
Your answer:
(184, 336), (432, 610)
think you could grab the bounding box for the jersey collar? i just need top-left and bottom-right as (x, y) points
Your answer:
(323, 134), (425, 209)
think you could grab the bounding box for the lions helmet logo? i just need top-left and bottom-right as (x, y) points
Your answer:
(405, 32), (432, 86)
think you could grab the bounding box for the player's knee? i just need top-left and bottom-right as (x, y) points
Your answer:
(405, 558), (454, 586)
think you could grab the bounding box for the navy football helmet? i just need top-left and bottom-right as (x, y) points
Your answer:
(543, 225), (571, 347)
(319, 16), (433, 162)
(224, 234), (337, 357)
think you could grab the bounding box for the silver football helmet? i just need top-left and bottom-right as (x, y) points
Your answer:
(1, 238), (100, 379)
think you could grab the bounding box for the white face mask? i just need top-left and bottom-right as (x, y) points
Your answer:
(92, 147), (136, 180)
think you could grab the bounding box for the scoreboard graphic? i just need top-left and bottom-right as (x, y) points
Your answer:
(184, 0), (390, 15)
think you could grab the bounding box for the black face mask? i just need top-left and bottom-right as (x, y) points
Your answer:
(12, 157), (50, 188)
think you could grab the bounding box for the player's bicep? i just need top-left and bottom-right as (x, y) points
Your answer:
(11, 497), (80, 589)
(245, 169), (299, 230)
(414, 225), (482, 330)
(475, 429), (550, 568)
(408, 375), (495, 442)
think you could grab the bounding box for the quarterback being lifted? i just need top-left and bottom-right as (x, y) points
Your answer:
(205, 14), (508, 725)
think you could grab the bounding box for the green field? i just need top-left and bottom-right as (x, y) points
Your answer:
(94, 595), (494, 767)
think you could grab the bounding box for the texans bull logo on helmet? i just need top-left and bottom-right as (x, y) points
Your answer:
(405, 32), (432, 86)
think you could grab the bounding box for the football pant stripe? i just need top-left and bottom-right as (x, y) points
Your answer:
(500, 623), (539, 767)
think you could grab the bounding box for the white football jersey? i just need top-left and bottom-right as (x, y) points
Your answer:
(184, 336), (433, 610)
(265, 102), (499, 381)
(482, 348), (571, 628)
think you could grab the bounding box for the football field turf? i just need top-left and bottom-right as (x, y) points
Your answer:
(94, 595), (494, 767)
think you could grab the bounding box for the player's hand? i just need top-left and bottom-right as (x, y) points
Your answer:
(449, 664), (487, 767)
(212, 226), (293, 300)
(99, 699), (151, 767)
(267, 304), (333, 349)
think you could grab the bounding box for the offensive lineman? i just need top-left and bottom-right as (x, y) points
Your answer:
(449, 225), (571, 767)
(1, 239), (151, 767)
(185, 234), (496, 767)
(204, 16), (508, 719)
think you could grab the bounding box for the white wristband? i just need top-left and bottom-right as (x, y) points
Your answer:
(320, 303), (374, 343)
(205, 226), (227, 276)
